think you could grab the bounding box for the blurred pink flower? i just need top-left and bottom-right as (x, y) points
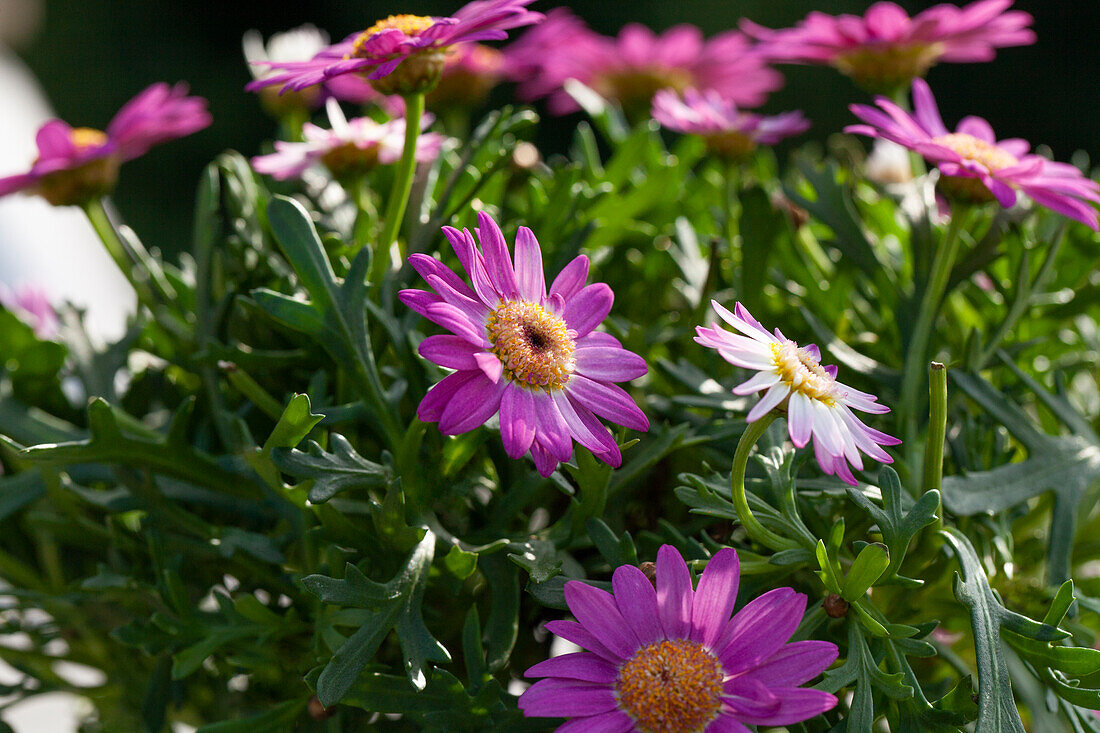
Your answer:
(0, 284), (59, 339)
(848, 79), (1100, 229)
(743, 0), (1034, 92)
(507, 9), (782, 115)
(652, 88), (809, 159)
(0, 83), (210, 206)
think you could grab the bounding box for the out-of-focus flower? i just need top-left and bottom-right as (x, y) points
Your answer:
(400, 212), (649, 477)
(507, 8), (782, 116)
(847, 79), (1100, 229)
(243, 25), (377, 112)
(695, 301), (900, 485)
(247, 1), (542, 98)
(0, 283), (58, 339)
(743, 0), (1034, 93)
(427, 43), (505, 108)
(652, 88), (809, 160)
(0, 83), (210, 206)
(519, 545), (839, 729)
(864, 138), (914, 186)
(251, 100), (444, 182)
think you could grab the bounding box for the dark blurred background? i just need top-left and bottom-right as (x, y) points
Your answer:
(7, 0), (1098, 258)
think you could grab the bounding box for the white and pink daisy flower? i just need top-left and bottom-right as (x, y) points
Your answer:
(847, 79), (1100, 229)
(250, 100), (444, 181)
(400, 213), (649, 477)
(695, 301), (900, 486)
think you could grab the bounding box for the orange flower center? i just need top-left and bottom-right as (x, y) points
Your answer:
(771, 340), (836, 404)
(615, 639), (724, 733)
(705, 131), (756, 161)
(486, 300), (575, 390)
(594, 67), (694, 113)
(931, 132), (1019, 172)
(352, 14), (435, 57)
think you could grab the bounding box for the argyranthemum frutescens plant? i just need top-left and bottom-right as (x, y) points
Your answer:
(1, 1), (1100, 731)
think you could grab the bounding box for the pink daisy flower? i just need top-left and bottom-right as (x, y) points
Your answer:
(742, 0), (1035, 92)
(428, 43), (506, 108)
(400, 212), (649, 477)
(246, 1), (541, 98)
(847, 79), (1100, 230)
(652, 88), (810, 159)
(506, 9), (783, 116)
(0, 83), (211, 206)
(695, 301), (900, 486)
(251, 101), (444, 181)
(519, 545), (839, 731)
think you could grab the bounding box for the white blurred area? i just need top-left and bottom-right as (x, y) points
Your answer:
(0, 0), (132, 343)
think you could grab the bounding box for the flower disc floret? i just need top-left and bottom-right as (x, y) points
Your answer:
(519, 545), (839, 729)
(847, 79), (1100, 228)
(616, 639), (723, 732)
(695, 300), (900, 485)
(486, 300), (575, 389)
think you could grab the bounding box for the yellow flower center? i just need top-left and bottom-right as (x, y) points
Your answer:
(834, 43), (944, 94)
(771, 340), (836, 405)
(69, 127), (108, 149)
(352, 14), (435, 57)
(320, 141), (380, 179)
(615, 639), (724, 733)
(486, 300), (575, 390)
(931, 132), (1019, 172)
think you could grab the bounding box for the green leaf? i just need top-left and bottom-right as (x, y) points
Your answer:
(841, 543), (890, 601)
(272, 433), (390, 503)
(314, 530), (448, 705)
(444, 545), (479, 580)
(847, 467), (939, 587)
(507, 539), (563, 584)
(196, 699), (309, 732)
(302, 563), (397, 608)
(246, 393), (324, 491)
(21, 398), (260, 499)
(941, 527), (1027, 733)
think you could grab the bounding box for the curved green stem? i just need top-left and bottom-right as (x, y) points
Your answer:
(730, 412), (800, 552)
(899, 207), (968, 432)
(371, 92), (425, 284)
(82, 198), (157, 309)
(922, 362), (947, 494)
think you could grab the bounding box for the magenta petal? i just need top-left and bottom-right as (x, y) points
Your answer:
(555, 710), (636, 732)
(739, 640), (839, 688)
(611, 565), (664, 646)
(499, 384), (537, 458)
(524, 652), (619, 683)
(564, 581), (640, 660)
(690, 548), (740, 648)
(563, 283), (613, 337)
(735, 688), (838, 727)
(716, 589), (805, 672)
(544, 620), (622, 663)
(574, 347), (648, 383)
(566, 375), (649, 432)
(513, 226), (546, 302)
(418, 335), (482, 369)
(517, 678), (618, 717)
(476, 211), (519, 298)
(656, 544), (693, 639)
(721, 677), (782, 718)
(705, 716), (753, 733)
(549, 254), (589, 300)
(529, 439), (559, 476)
(417, 370), (478, 423)
(534, 391), (574, 461)
(438, 374), (506, 434)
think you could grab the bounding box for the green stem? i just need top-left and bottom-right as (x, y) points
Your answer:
(371, 92), (425, 284)
(899, 207), (967, 433)
(922, 362), (947, 494)
(82, 198), (158, 309)
(729, 412), (800, 552)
